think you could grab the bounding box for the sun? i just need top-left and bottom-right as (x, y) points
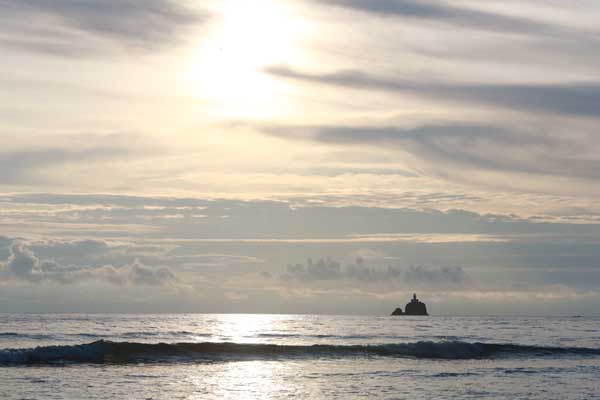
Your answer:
(186, 0), (310, 119)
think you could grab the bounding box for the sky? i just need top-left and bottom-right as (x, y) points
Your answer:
(1, 0), (600, 315)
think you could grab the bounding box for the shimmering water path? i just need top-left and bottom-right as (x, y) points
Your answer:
(1, 314), (599, 399)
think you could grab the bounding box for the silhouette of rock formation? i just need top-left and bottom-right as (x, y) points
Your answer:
(391, 293), (428, 316)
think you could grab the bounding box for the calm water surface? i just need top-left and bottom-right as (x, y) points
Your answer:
(1, 314), (599, 399)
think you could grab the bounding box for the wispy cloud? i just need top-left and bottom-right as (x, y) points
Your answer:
(316, 0), (573, 36)
(0, 0), (206, 56)
(266, 65), (600, 118)
(0, 133), (144, 185)
(263, 122), (600, 182)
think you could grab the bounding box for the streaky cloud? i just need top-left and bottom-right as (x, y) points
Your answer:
(317, 0), (571, 36)
(0, 144), (132, 184)
(266, 65), (600, 117)
(263, 122), (600, 182)
(0, 0), (207, 56)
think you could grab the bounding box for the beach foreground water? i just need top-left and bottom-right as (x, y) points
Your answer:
(1, 314), (599, 399)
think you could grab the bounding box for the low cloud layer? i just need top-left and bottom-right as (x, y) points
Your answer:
(283, 257), (467, 285)
(0, 241), (177, 287)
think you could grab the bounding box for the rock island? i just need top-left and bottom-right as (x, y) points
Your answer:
(391, 293), (428, 316)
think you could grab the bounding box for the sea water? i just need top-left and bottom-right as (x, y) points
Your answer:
(1, 314), (599, 399)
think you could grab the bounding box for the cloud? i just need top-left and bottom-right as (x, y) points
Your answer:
(30, 239), (110, 258)
(0, 133), (151, 185)
(128, 260), (177, 286)
(5, 242), (40, 281)
(317, 0), (569, 36)
(264, 122), (600, 182)
(0, 236), (11, 249)
(399, 265), (466, 284)
(5, 193), (600, 240)
(282, 257), (467, 285)
(266, 65), (600, 118)
(0, 146), (131, 184)
(0, 0), (206, 56)
(285, 258), (343, 281)
(0, 241), (178, 286)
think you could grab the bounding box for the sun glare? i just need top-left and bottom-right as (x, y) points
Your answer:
(186, 0), (310, 119)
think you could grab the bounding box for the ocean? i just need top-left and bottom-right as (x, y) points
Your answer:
(1, 314), (599, 399)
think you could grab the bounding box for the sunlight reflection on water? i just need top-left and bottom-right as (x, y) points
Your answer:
(1, 314), (600, 399)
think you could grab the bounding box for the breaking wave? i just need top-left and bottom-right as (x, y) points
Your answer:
(1, 340), (599, 365)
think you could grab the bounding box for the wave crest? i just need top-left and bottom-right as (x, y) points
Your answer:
(1, 340), (599, 365)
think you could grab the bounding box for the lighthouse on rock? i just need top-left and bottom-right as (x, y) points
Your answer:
(391, 293), (429, 316)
